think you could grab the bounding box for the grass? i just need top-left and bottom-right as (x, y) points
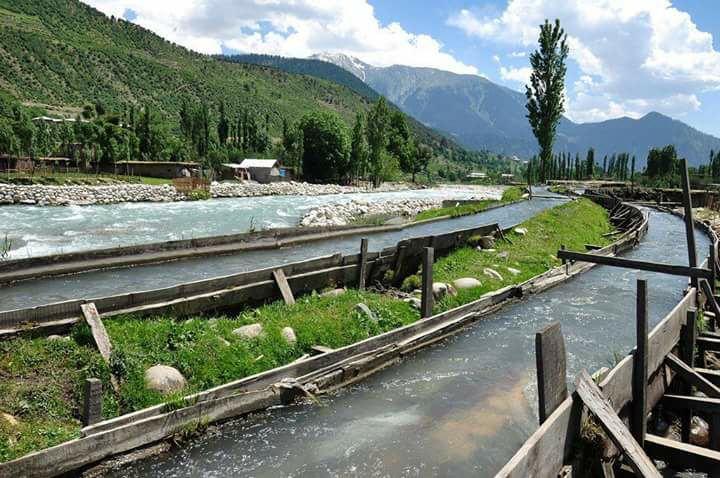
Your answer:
(430, 198), (613, 311)
(414, 186), (525, 222)
(0, 172), (171, 186)
(0, 337), (117, 462)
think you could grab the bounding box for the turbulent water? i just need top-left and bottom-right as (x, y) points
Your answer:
(109, 210), (711, 477)
(0, 192), (560, 311)
(0, 186), (497, 259)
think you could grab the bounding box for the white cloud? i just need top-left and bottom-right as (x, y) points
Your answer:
(448, 0), (720, 121)
(500, 66), (532, 85)
(509, 51), (526, 58)
(82, 0), (479, 75)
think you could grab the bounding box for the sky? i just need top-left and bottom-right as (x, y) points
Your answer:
(84, 0), (720, 137)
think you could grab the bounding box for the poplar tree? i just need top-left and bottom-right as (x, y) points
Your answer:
(526, 19), (569, 183)
(367, 97), (390, 187)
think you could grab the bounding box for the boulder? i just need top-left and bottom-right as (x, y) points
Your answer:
(497, 251), (509, 261)
(281, 326), (297, 345)
(145, 365), (187, 395)
(690, 416), (710, 447)
(355, 303), (378, 322)
(320, 288), (346, 298)
(507, 267), (521, 276)
(483, 268), (504, 281)
(452, 277), (482, 290)
(232, 323), (264, 339)
(403, 297), (422, 310)
(432, 282), (457, 300)
(478, 236), (495, 249)
(1, 412), (18, 428)
(514, 227), (528, 236)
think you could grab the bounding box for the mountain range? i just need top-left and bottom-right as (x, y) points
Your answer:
(310, 53), (720, 167)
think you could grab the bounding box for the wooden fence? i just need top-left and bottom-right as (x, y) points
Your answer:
(172, 177), (209, 193)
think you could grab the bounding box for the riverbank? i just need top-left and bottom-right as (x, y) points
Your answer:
(0, 181), (419, 207)
(0, 198), (613, 463)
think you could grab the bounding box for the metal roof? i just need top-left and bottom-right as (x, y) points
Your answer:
(239, 159), (279, 169)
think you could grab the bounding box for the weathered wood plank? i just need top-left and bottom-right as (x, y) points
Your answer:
(633, 279), (649, 446)
(645, 434), (720, 475)
(680, 159), (698, 289)
(557, 250), (712, 281)
(272, 269), (295, 305)
(421, 247), (434, 319)
(680, 308), (697, 442)
(575, 370), (661, 478)
(697, 336), (720, 352)
(535, 321), (568, 424)
(358, 238), (369, 291)
(80, 303), (112, 363)
(697, 367), (720, 387)
(662, 394), (720, 413)
(665, 353), (720, 398)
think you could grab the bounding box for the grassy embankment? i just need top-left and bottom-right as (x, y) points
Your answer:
(414, 186), (524, 222)
(0, 172), (171, 186)
(0, 198), (612, 461)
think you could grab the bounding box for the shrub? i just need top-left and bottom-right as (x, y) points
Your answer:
(186, 189), (211, 201)
(401, 274), (421, 292)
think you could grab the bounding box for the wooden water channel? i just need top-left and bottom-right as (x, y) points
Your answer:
(0, 195), (647, 477)
(498, 161), (720, 477)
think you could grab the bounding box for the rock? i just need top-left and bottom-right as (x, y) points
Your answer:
(478, 247), (496, 253)
(432, 282), (457, 300)
(497, 251), (509, 260)
(232, 323), (264, 339)
(281, 326), (297, 345)
(1, 412), (18, 427)
(208, 318), (218, 328)
(690, 416), (710, 447)
(355, 303), (378, 322)
(404, 297), (422, 310)
(320, 288), (346, 298)
(145, 365), (187, 395)
(452, 277), (482, 290)
(483, 268), (504, 281)
(47, 334), (64, 341)
(514, 227), (528, 236)
(478, 236), (495, 249)
(218, 337), (230, 346)
(521, 193), (530, 199)
(507, 267), (521, 275)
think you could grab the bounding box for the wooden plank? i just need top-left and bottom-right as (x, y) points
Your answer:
(680, 308), (697, 442)
(633, 279), (649, 446)
(697, 336), (720, 352)
(535, 321), (568, 424)
(574, 370), (661, 477)
(80, 303), (112, 363)
(645, 434), (720, 475)
(272, 269), (295, 305)
(421, 247), (434, 319)
(665, 353), (720, 398)
(663, 394), (720, 413)
(697, 367), (720, 387)
(557, 250), (712, 281)
(358, 238), (369, 290)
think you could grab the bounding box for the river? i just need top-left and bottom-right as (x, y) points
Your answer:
(109, 209), (710, 477)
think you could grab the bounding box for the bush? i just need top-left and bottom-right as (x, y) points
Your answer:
(401, 274), (421, 292)
(186, 189), (211, 201)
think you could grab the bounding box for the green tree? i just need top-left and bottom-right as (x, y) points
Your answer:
(585, 148), (595, 179)
(525, 19), (569, 183)
(0, 118), (18, 156)
(349, 113), (369, 180)
(298, 111), (350, 182)
(646, 145), (679, 179)
(366, 97), (390, 187)
(217, 102), (229, 146)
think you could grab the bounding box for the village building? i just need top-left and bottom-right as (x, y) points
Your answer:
(221, 159), (293, 183)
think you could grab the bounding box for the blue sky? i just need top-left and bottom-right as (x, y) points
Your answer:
(86, 0), (720, 137)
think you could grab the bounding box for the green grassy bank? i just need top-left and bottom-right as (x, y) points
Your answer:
(0, 197), (612, 462)
(414, 186), (524, 222)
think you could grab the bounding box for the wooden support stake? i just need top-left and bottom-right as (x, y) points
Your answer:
(535, 321), (567, 424)
(358, 238), (369, 291)
(272, 269), (295, 305)
(80, 303), (112, 364)
(710, 243), (717, 292)
(633, 279), (649, 447)
(421, 247), (434, 319)
(82, 378), (102, 427)
(575, 370), (661, 478)
(665, 353), (720, 398)
(680, 158), (698, 289)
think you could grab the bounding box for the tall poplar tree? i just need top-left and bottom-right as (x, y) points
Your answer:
(525, 19), (569, 183)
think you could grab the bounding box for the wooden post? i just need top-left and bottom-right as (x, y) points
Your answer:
(358, 238), (369, 291)
(272, 269), (295, 305)
(393, 245), (408, 286)
(681, 307), (697, 443)
(681, 158), (698, 289)
(80, 303), (113, 364)
(83, 378), (102, 427)
(711, 243), (717, 293)
(421, 247), (434, 319)
(535, 322), (568, 424)
(633, 279), (649, 447)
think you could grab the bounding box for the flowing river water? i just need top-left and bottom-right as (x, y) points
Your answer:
(0, 191), (561, 311)
(107, 209), (710, 477)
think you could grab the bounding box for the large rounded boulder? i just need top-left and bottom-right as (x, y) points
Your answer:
(145, 365), (187, 395)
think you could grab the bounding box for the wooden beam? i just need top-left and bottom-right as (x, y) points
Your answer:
(665, 353), (720, 399)
(557, 250), (712, 281)
(272, 269), (295, 305)
(535, 322), (568, 424)
(663, 394), (720, 414)
(80, 303), (112, 363)
(697, 368), (720, 387)
(421, 247), (434, 319)
(681, 309), (697, 443)
(645, 434), (720, 475)
(358, 238), (369, 291)
(698, 336), (720, 352)
(633, 279), (649, 446)
(701, 280), (720, 328)
(574, 370), (661, 477)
